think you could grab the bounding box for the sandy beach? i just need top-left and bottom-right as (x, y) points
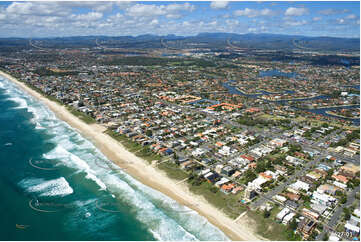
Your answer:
(0, 70), (264, 241)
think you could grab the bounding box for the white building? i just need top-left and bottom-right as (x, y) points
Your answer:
(290, 180), (310, 192)
(311, 191), (336, 206)
(282, 212), (296, 225)
(276, 208), (290, 221)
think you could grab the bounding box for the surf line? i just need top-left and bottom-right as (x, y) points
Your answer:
(28, 199), (58, 213)
(29, 158), (58, 171)
(95, 200), (122, 213)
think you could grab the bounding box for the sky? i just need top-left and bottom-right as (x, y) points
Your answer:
(0, 1), (359, 38)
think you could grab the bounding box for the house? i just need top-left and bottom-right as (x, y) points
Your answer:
(294, 129), (305, 136)
(192, 148), (206, 157)
(204, 172), (219, 184)
(329, 233), (341, 241)
(343, 148), (357, 157)
(231, 171), (242, 179)
(215, 177), (230, 188)
(284, 192), (300, 201)
(340, 163), (360, 178)
(345, 223), (360, 236)
(244, 184), (257, 200)
(221, 166), (235, 177)
(290, 180), (310, 192)
(276, 208), (290, 221)
(248, 176), (269, 191)
(282, 212), (296, 225)
(294, 152), (307, 159)
(220, 183), (235, 194)
(311, 191), (336, 206)
(274, 195), (287, 204)
(285, 200), (299, 210)
(333, 181), (347, 190)
(300, 176), (316, 186)
(310, 203), (328, 216)
(269, 138), (287, 147)
(239, 155), (255, 165)
(231, 186), (243, 195)
(297, 218), (317, 239)
(286, 155), (302, 166)
(302, 208), (320, 220)
(248, 162), (257, 169)
(306, 171), (323, 181)
(180, 160), (194, 170)
(317, 184), (339, 195)
(332, 174), (349, 184)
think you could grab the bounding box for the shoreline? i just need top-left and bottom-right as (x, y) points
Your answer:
(0, 70), (264, 241)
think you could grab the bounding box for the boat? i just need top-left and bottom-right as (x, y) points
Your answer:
(4, 143), (12, 146)
(16, 224), (30, 229)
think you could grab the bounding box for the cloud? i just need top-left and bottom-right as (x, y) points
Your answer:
(210, 1), (229, 9)
(312, 16), (322, 21)
(285, 7), (309, 16)
(72, 12), (103, 22)
(234, 8), (274, 18)
(6, 2), (71, 16)
(61, 2), (116, 12)
(318, 8), (349, 15)
(337, 18), (345, 24)
(345, 14), (357, 20)
(285, 20), (307, 26)
(125, 3), (194, 18)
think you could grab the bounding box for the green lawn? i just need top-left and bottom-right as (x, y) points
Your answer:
(188, 181), (246, 219)
(157, 162), (189, 180)
(247, 211), (301, 241)
(105, 129), (161, 163)
(67, 108), (96, 124)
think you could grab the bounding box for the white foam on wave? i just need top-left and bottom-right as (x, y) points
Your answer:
(7, 97), (28, 109)
(44, 145), (107, 191)
(101, 174), (198, 241)
(19, 177), (73, 197)
(0, 81), (4, 89)
(122, 173), (230, 241)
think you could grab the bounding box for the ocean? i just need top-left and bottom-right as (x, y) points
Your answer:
(0, 76), (229, 241)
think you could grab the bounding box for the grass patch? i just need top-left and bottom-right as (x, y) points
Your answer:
(247, 210), (301, 241)
(67, 107), (96, 124)
(157, 162), (189, 180)
(188, 181), (246, 219)
(105, 129), (162, 164)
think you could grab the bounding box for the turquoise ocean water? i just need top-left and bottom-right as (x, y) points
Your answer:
(0, 75), (229, 241)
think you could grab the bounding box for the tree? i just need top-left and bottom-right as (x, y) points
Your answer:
(210, 186), (218, 193)
(145, 129), (153, 137)
(322, 233), (329, 241)
(289, 218), (298, 231)
(263, 210), (271, 218)
(343, 207), (351, 220)
(244, 169), (257, 184)
(340, 195), (347, 204)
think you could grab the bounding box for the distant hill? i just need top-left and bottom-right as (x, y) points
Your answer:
(0, 33), (359, 52)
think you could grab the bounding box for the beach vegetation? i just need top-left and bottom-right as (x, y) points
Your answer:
(67, 108), (96, 124)
(188, 181), (246, 218)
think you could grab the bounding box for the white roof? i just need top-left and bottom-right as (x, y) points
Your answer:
(353, 209), (361, 217)
(290, 180), (310, 191)
(345, 223), (360, 233)
(276, 208), (290, 220)
(283, 212), (296, 222)
(329, 234), (340, 241)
